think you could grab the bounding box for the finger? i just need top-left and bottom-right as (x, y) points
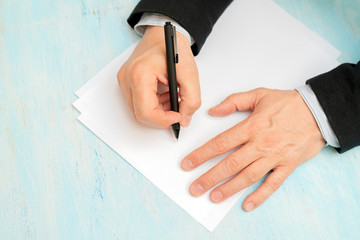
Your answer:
(159, 101), (171, 111)
(158, 91), (170, 104)
(156, 72), (170, 86)
(134, 97), (183, 128)
(181, 115), (192, 128)
(149, 108), (183, 128)
(209, 158), (275, 203)
(242, 166), (294, 211)
(208, 90), (258, 117)
(117, 69), (135, 113)
(132, 79), (182, 128)
(188, 145), (259, 197)
(121, 83), (135, 113)
(181, 123), (249, 171)
(178, 73), (201, 127)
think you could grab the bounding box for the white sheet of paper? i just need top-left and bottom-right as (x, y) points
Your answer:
(73, 0), (340, 231)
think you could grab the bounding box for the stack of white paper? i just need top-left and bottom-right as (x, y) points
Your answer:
(73, 0), (340, 231)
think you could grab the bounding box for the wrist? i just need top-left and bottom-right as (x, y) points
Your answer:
(294, 90), (325, 145)
(144, 26), (191, 50)
(296, 85), (340, 148)
(134, 13), (194, 45)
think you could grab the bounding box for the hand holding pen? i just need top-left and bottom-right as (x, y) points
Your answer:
(117, 26), (201, 130)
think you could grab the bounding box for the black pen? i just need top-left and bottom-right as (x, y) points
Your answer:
(164, 22), (180, 140)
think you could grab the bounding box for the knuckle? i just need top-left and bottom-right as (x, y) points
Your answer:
(227, 93), (238, 103)
(117, 66), (127, 86)
(224, 157), (241, 172)
(247, 168), (262, 183)
(184, 95), (202, 112)
(211, 135), (230, 154)
(194, 97), (202, 110)
(128, 60), (146, 80)
(252, 87), (267, 99)
(202, 174), (216, 187)
(255, 87), (266, 91)
(254, 87), (267, 94)
(268, 177), (283, 191)
(134, 109), (149, 123)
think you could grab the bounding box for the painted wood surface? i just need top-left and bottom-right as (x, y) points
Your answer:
(0, 0), (359, 239)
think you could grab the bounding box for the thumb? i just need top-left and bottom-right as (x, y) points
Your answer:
(209, 90), (259, 116)
(150, 109), (183, 128)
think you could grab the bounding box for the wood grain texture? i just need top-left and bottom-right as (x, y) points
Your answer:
(0, 0), (359, 239)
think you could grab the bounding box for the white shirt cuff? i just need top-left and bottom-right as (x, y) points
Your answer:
(134, 13), (195, 46)
(296, 85), (340, 148)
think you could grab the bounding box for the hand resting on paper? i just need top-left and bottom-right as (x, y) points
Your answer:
(181, 88), (326, 211)
(117, 26), (201, 128)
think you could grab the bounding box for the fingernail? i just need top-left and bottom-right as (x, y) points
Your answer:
(181, 116), (192, 127)
(191, 183), (204, 196)
(211, 190), (223, 203)
(245, 202), (255, 212)
(182, 159), (193, 171)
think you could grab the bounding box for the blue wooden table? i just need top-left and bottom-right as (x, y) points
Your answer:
(1, 0), (359, 239)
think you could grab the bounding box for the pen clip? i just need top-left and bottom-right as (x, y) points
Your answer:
(172, 26), (179, 63)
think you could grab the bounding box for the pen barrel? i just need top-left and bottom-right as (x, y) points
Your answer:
(164, 23), (179, 113)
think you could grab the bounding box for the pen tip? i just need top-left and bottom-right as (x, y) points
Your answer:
(174, 129), (179, 140)
(172, 124), (180, 140)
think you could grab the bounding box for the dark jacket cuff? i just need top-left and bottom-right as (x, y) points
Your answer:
(307, 62), (360, 153)
(127, 0), (233, 56)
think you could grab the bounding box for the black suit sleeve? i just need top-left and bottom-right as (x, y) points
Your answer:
(307, 62), (360, 153)
(127, 0), (233, 55)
